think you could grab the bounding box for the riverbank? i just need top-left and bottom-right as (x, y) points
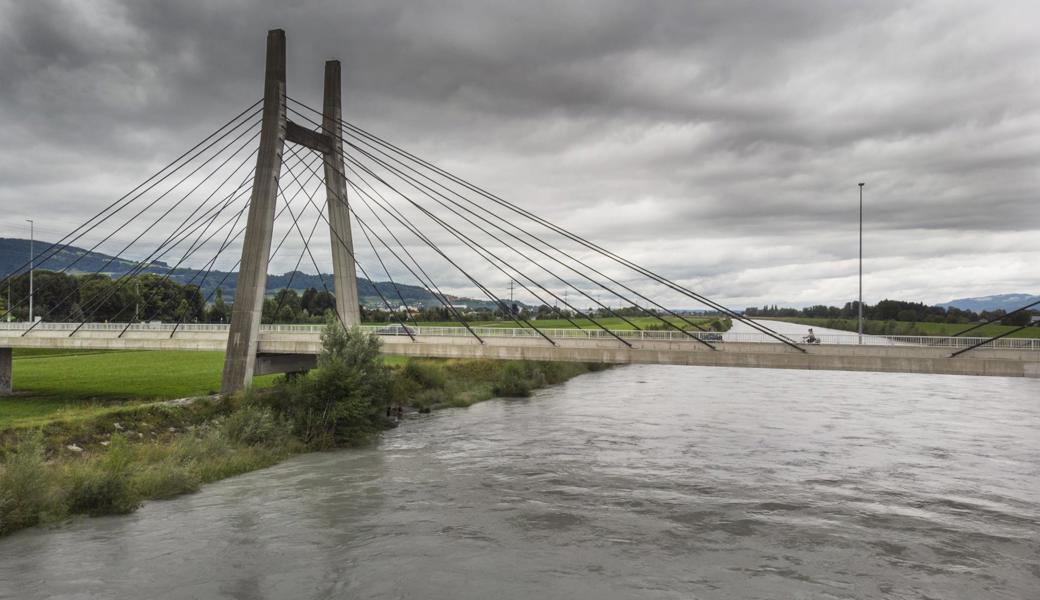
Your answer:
(0, 351), (606, 537)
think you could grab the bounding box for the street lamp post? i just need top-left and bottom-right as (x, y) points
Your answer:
(858, 183), (864, 344)
(26, 219), (34, 324)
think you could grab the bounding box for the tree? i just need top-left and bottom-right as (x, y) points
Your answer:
(78, 277), (136, 322)
(1001, 311), (1031, 327)
(301, 288), (319, 314)
(207, 288), (229, 323)
(262, 316), (391, 447)
(307, 291), (336, 317)
(137, 274), (186, 321)
(896, 309), (917, 322)
(174, 299), (191, 322)
(180, 285), (204, 322)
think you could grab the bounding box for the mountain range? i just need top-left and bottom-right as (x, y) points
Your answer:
(0, 238), (497, 308)
(936, 293), (1040, 313)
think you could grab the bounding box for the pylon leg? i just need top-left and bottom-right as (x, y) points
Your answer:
(221, 29), (288, 394)
(322, 60), (361, 327)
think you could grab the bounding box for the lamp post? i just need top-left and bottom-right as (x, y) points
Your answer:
(26, 219), (34, 324)
(858, 183), (864, 343)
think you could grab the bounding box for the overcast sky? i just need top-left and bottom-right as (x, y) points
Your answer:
(1, 0), (1037, 310)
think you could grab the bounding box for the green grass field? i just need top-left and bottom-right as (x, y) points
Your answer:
(1, 350), (281, 428)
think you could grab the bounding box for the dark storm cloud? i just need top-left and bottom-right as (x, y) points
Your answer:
(1, 0), (1037, 308)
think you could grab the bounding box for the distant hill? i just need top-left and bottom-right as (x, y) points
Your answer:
(0, 237), (170, 275)
(937, 293), (1040, 313)
(0, 237), (497, 308)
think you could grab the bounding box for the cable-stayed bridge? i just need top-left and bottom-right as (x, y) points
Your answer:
(2, 30), (1038, 395)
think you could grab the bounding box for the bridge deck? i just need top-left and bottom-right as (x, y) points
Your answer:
(1, 323), (1037, 379)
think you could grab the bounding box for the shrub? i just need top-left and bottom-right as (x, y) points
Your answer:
(492, 363), (532, 397)
(65, 435), (139, 516)
(222, 404), (286, 447)
(132, 458), (200, 500)
(161, 425), (287, 483)
(400, 360), (447, 390)
(412, 388), (450, 408)
(0, 434), (63, 534)
(263, 318), (391, 447)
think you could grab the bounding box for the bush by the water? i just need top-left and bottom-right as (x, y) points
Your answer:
(400, 360), (447, 390)
(492, 363), (534, 397)
(257, 318), (391, 447)
(0, 418), (295, 536)
(221, 402), (287, 447)
(0, 434), (62, 534)
(64, 435), (139, 516)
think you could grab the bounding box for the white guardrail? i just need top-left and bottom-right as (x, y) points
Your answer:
(0, 321), (1038, 351)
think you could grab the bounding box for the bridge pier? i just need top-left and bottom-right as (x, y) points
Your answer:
(1, 348), (11, 395)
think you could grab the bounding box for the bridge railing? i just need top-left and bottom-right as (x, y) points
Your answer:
(1, 321), (1038, 351)
(0, 321), (235, 333)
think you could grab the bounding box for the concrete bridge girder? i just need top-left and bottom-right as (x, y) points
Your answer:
(1, 331), (1038, 397)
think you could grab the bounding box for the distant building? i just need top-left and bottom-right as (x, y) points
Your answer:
(1030, 315), (1040, 325)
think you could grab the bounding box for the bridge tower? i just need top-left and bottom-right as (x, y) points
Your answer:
(221, 29), (360, 394)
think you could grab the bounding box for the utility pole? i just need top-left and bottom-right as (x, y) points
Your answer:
(858, 182), (865, 344)
(509, 279), (514, 303)
(26, 219), (33, 323)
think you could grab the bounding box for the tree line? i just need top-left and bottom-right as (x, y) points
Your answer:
(3, 271), (205, 323)
(0, 271), (349, 325)
(743, 299), (1035, 326)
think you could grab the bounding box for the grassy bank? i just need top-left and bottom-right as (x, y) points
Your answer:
(2, 349), (280, 428)
(0, 328), (606, 537)
(772, 317), (1040, 338)
(1, 396), (300, 534)
(393, 358), (607, 410)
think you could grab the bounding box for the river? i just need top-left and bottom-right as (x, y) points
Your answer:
(1, 361), (1038, 598)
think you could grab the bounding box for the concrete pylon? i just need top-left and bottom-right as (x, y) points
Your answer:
(322, 61), (361, 326)
(221, 31), (363, 394)
(221, 29), (288, 394)
(0, 348), (11, 395)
